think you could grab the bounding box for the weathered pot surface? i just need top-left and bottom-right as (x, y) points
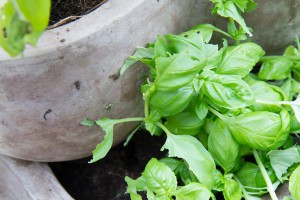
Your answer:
(0, 155), (73, 200)
(0, 0), (299, 162)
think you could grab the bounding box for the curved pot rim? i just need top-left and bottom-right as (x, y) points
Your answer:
(0, 0), (145, 60)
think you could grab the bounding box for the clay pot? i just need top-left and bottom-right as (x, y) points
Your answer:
(0, 155), (73, 200)
(0, 0), (299, 163)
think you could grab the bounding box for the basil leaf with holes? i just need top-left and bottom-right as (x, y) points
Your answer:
(208, 119), (240, 173)
(258, 57), (294, 80)
(161, 133), (215, 189)
(149, 85), (194, 116)
(217, 43), (264, 77)
(202, 73), (254, 109)
(175, 183), (212, 200)
(155, 52), (206, 91)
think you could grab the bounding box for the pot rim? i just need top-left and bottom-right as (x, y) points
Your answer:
(0, 0), (145, 60)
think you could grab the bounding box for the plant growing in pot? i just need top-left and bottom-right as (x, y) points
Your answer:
(80, 0), (300, 199)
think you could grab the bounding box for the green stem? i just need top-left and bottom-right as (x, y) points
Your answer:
(155, 122), (173, 137)
(255, 99), (300, 106)
(252, 149), (278, 200)
(144, 99), (149, 119)
(123, 123), (143, 146)
(207, 106), (227, 121)
(116, 117), (145, 123)
(233, 175), (251, 200)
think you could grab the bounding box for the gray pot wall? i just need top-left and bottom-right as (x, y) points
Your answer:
(0, 155), (73, 200)
(0, 0), (299, 162)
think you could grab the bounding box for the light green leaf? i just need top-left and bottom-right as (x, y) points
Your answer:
(202, 73), (254, 109)
(290, 94), (300, 123)
(80, 118), (96, 127)
(196, 102), (209, 120)
(289, 165), (300, 200)
(89, 118), (116, 163)
(217, 43), (264, 77)
(120, 46), (154, 76)
(258, 57), (294, 80)
(223, 179), (243, 200)
(215, 1), (252, 36)
(161, 133), (216, 189)
(175, 183), (212, 200)
(125, 177), (144, 200)
(141, 158), (177, 197)
(225, 109), (290, 151)
(155, 52), (205, 91)
(13, 0), (50, 31)
(269, 147), (300, 179)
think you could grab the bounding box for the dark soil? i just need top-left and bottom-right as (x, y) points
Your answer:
(50, 130), (167, 200)
(50, 0), (107, 25)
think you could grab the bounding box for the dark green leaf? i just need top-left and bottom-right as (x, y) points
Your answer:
(208, 119), (240, 173)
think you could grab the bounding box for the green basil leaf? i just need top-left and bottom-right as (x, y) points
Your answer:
(290, 115), (300, 133)
(125, 177), (144, 200)
(161, 134), (216, 189)
(196, 102), (209, 120)
(202, 73), (254, 109)
(214, 1), (252, 36)
(145, 109), (162, 136)
(175, 183), (212, 200)
(269, 147), (300, 179)
(120, 46), (154, 76)
(208, 119), (240, 173)
(164, 111), (205, 136)
(245, 76), (285, 111)
(80, 118), (96, 127)
(217, 43), (264, 77)
(290, 94), (300, 123)
(14, 0), (50, 31)
(0, 0), (50, 56)
(258, 57), (294, 80)
(141, 158), (177, 197)
(89, 118), (116, 163)
(289, 165), (300, 200)
(223, 179), (243, 200)
(154, 35), (173, 58)
(149, 85), (195, 117)
(155, 52), (205, 91)
(226, 109), (290, 151)
(159, 158), (183, 176)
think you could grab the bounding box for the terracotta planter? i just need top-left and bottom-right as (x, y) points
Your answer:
(0, 0), (299, 163)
